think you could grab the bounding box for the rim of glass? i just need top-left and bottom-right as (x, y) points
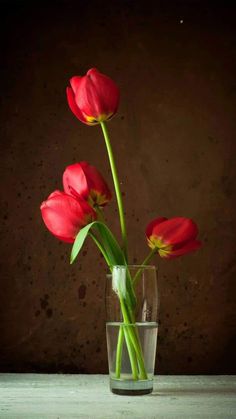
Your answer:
(107, 264), (157, 270)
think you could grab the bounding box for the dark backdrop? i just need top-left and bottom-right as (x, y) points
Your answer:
(0, 0), (236, 374)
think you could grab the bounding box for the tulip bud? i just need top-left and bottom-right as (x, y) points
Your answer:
(40, 190), (96, 243)
(66, 68), (120, 125)
(63, 162), (112, 208)
(146, 216), (201, 259)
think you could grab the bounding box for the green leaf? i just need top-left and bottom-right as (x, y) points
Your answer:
(70, 221), (137, 310)
(70, 221), (125, 265)
(70, 222), (96, 264)
(94, 224), (137, 309)
(94, 223), (125, 266)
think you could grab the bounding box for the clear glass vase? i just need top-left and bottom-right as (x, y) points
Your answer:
(106, 265), (159, 395)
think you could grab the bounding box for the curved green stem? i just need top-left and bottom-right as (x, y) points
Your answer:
(100, 121), (128, 261)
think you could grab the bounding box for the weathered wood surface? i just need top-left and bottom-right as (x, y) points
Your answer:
(0, 374), (235, 419)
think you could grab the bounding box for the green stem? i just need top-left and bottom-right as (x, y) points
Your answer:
(119, 293), (147, 380)
(115, 266), (147, 379)
(122, 295), (147, 379)
(123, 326), (139, 380)
(127, 326), (147, 380)
(99, 122), (150, 380)
(116, 256), (158, 379)
(89, 231), (140, 379)
(132, 248), (156, 286)
(100, 121), (128, 261)
(115, 326), (124, 378)
(123, 301), (147, 380)
(119, 294), (139, 380)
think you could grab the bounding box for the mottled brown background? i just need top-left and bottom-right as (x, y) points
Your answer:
(0, 0), (236, 374)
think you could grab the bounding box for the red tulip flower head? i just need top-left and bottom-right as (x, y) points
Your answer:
(40, 191), (96, 243)
(146, 216), (201, 259)
(63, 161), (112, 208)
(66, 68), (120, 125)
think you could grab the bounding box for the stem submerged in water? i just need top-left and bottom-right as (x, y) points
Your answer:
(117, 285), (148, 380)
(115, 326), (124, 378)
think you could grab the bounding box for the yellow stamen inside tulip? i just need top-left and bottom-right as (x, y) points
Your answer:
(86, 113), (114, 124)
(88, 189), (109, 208)
(158, 248), (172, 258)
(148, 235), (172, 256)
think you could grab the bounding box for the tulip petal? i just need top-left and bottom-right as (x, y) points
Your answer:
(70, 76), (82, 94)
(66, 87), (88, 124)
(161, 240), (202, 259)
(63, 161), (112, 207)
(87, 68), (120, 116)
(79, 161), (112, 205)
(74, 76), (100, 120)
(146, 217), (168, 238)
(153, 217), (198, 247)
(47, 190), (63, 199)
(40, 191), (96, 242)
(63, 163), (89, 201)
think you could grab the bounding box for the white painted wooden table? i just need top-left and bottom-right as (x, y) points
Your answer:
(0, 374), (235, 418)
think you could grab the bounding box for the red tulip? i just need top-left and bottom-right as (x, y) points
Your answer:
(146, 216), (201, 259)
(66, 68), (120, 125)
(63, 162), (112, 208)
(40, 190), (96, 243)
